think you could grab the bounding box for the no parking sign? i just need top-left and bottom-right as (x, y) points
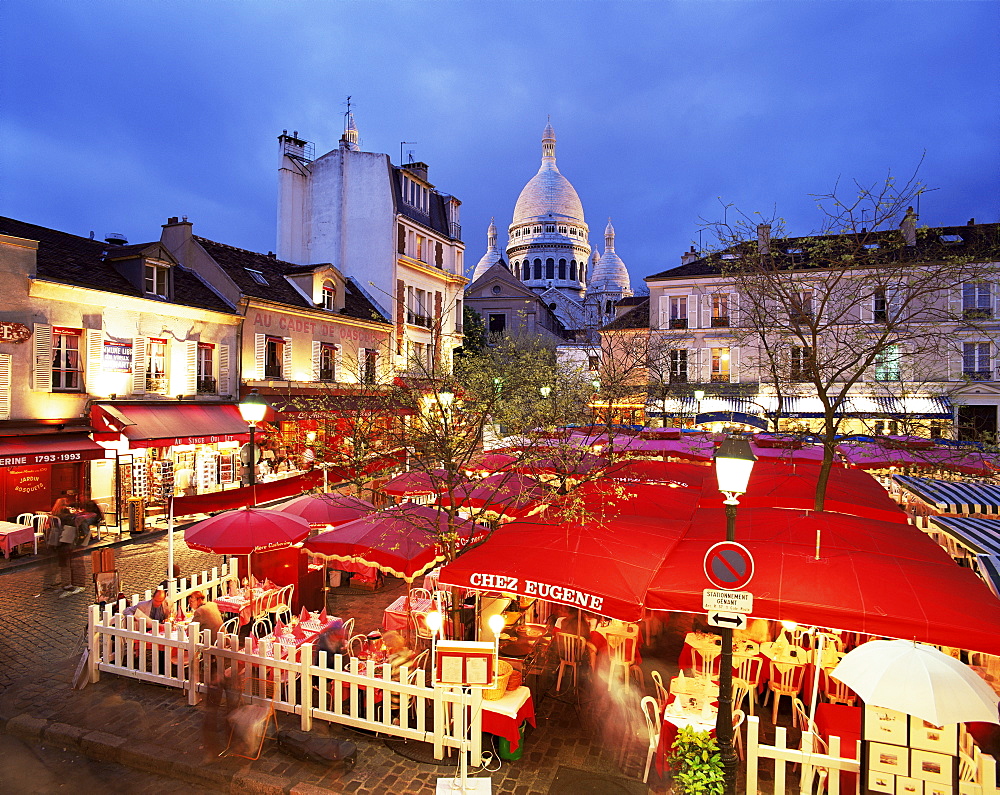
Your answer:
(703, 541), (755, 591)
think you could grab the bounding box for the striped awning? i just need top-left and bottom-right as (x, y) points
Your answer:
(650, 395), (768, 416)
(895, 474), (1000, 515)
(927, 515), (1000, 555)
(782, 395), (952, 419)
(977, 555), (1000, 600)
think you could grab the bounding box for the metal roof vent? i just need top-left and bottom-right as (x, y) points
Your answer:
(104, 232), (128, 246)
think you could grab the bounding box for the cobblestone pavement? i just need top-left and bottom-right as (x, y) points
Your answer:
(0, 530), (778, 793)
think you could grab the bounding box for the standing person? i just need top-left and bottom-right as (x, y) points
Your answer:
(56, 519), (85, 595)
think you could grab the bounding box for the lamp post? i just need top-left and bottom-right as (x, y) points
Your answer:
(239, 389), (267, 505)
(713, 435), (756, 795)
(693, 388), (705, 426)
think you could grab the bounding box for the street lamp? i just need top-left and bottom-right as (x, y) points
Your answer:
(713, 435), (757, 795)
(539, 385), (552, 399)
(238, 389), (267, 501)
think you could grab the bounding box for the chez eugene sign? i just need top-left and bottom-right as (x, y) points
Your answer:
(468, 573), (606, 612)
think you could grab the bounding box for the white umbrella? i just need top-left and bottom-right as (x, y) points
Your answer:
(832, 639), (1000, 726)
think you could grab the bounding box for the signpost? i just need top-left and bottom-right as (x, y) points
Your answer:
(703, 588), (753, 613)
(703, 541), (754, 591)
(707, 612), (747, 630)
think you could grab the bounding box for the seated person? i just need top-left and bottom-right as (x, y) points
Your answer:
(124, 588), (176, 623)
(554, 608), (594, 638)
(188, 590), (224, 642)
(73, 493), (103, 545)
(50, 490), (79, 517)
(381, 630), (417, 723)
(314, 618), (348, 665)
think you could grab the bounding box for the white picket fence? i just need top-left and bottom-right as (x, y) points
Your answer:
(745, 715), (999, 795)
(86, 603), (483, 762)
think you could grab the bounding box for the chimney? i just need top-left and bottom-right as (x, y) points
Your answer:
(681, 246), (698, 265)
(402, 161), (429, 183)
(900, 207), (917, 246)
(969, 218), (976, 226)
(757, 223), (771, 255)
(104, 232), (127, 246)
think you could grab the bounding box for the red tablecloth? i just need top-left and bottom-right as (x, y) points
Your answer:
(262, 616), (339, 649)
(655, 707), (716, 775)
(215, 587), (280, 627)
(0, 523), (34, 558)
(482, 686), (535, 752)
(382, 595), (434, 632)
(814, 702), (861, 792)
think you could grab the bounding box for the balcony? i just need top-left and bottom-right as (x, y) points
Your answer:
(669, 318), (688, 330)
(963, 308), (993, 321)
(264, 365), (283, 380)
(669, 373), (688, 384)
(145, 376), (168, 393)
(711, 316), (730, 328)
(711, 373), (730, 383)
(964, 369), (995, 382)
(407, 313), (432, 328)
(196, 376), (216, 394)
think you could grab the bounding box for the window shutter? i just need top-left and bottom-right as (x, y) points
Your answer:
(282, 337), (293, 380)
(950, 286), (964, 321)
(185, 341), (197, 394)
(658, 296), (670, 330)
(729, 347), (740, 383)
(887, 288), (902, 323)
(358, 348), (366, 381)
(0, 353), (11, 420)
(32, 323), (52, 391)
(218, 344), (231, 394)
(86, 329), (103, 392)
(701, 346), (712, 382)
(993, 282), (1000, 320)
(334, 346), (342, 380)
(688, 294), (699, 329)
(311, 340), (322, 381)
(254, 334), (266, 380)
(131, 337), (147, 394)
(860, 294), (873, 323)
(729, 293), (739, 327)
(948, 344), (961, 382)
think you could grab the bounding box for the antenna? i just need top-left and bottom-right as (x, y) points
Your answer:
(915, 186), (939, 219)
(400, 142), (416, 164)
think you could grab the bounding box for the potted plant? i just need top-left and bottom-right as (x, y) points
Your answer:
(667, 726), (724, 794)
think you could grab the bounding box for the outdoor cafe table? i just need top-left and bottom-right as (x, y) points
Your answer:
(0, 521), (34, 558)
(382, 594), (435, 632)
(482, 686), (535, 752)
(261, 613), (340, 649)
(814, 702), (861, 793)
(679, 632), (758, 674)
(215, 586), (280, 627)
(655, 678), (718, 775)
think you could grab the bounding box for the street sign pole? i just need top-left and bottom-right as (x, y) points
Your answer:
(716, 500), (739, 795)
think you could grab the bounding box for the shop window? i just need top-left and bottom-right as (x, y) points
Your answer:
(197, 343), (216, 393)
(321, 280), (336, 310)
(52, 328), (82, 391)
(146, 338), (168, 393)
(319, 342), (337, 382)
(265, 337), (284, 380)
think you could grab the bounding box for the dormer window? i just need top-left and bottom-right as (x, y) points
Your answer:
(144, 262), (169, 298)
(321, 280), (336, 310)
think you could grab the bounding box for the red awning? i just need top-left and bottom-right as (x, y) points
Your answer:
(173, 470), (324, 515)
(94, 403), (250, 448)
(0, 433), (107, 468)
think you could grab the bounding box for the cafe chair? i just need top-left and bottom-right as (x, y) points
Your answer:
(409, 587), (432, 602)
(821, 670), (857, 707)
(410, 648), (429, 672)
(768, 660), (805, 726)
(734, 655), (763, 714)
(960, 751), (977, 782)
(251, 618), (272, 639)
(607, 632), (644, 692)
(555, 633), (589, 693)
(220, 616), (240, 639)
(733, 678), (753, 721)
(639, 695), (661, 784)
(342, 617), (355, 638)
(792, 698), (830, 792)
(691, 643), (721, 678)
(733, 708), (746, 760)
(265, 584), (294, 626)
(650, 670), (670, 712)
(412, 611), (435, 652)
(348, 634), (368, 657)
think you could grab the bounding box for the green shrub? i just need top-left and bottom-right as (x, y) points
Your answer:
(667, 726), (724, 794)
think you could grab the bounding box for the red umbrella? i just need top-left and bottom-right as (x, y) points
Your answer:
(516, 452), (609, 476)
(437, 473), (551, 517)
(304, 502), (489, 582)
(464, 452), (517, 473)
(270, 493), (376, 528)
(602, 459), (711, 487)
(439, 514), (690, 621)
(184, 507), (310, 555)
(383, 468), (461, 497)
(544, 479), (703, 525)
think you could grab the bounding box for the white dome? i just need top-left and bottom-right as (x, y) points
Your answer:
(511, 124), (586, 225)
(591, 219), (632, 293)
(471, 219), (503, 282)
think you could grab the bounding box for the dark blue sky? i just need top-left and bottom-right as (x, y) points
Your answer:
(2, 1), (997, 285)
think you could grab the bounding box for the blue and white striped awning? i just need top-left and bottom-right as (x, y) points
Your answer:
(977, 555), (1000, 600)
(928, 515), (1000, 555)
(782, 395), (952, 419)
(895, 475), (1000, 515)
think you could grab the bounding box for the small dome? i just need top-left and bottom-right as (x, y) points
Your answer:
(511, 123), (586, 225)
(471, 219), (503, 282)
(591, 220), (631, 294)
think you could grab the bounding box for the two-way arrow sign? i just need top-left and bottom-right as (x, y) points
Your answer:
(707, 611), (747, 630)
